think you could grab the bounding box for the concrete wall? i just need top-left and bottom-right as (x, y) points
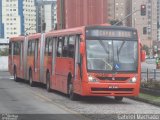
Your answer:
(0, 56), (8, 71)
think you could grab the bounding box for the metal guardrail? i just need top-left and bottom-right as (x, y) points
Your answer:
(141, 68), (160, 81)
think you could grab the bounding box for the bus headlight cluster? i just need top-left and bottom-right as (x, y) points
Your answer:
(88, 75), (98, 82)
(129, 77), (137, 83)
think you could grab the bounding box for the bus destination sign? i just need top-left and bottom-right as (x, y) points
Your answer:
(86, 29), (137, 39)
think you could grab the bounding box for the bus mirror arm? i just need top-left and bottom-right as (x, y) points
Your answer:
(141, 50), (146, 62)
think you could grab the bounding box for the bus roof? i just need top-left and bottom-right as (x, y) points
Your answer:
(9, 36), (25, 42)
(27, 33), (41, 40)
(45, 25), (137, 38)
(45, 26), (85, 37)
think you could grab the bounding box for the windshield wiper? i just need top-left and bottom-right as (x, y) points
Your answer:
(117, 40), (126, 55)
(99, 41), (109, 54)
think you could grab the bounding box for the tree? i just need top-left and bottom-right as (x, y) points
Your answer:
(0, 48), (9, 56)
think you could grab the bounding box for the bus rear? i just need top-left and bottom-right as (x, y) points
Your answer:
(76, 26), (144, 101)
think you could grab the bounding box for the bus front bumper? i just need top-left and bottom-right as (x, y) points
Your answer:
(81, 83), (139, 97)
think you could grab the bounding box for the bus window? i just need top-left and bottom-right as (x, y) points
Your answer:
(13, 42), (20, 55)
(28, 41), (32, 56)
(31, 41), (35, 56)
(48, 38), (53, 56)
(62, 36), (68, 57)
(45, 38), (49, 56)
(57, 37), (64, 57)
(68, 36), (76, 58)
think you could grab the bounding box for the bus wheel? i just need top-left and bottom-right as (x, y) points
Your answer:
(46, 72), (51, 92)
(29, 70), (34, 87)
(68, 82), (78, 101)
(114, 96), (123, 101)
(13, 67), (18, 82)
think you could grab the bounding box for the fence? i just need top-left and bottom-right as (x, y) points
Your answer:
(141, 68), (160, 82)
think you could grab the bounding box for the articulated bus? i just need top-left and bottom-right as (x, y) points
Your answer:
(9, 25), (146, 101)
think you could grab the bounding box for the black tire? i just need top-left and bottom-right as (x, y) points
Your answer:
(114, 96), (123, 101)
(46, 72), (51, 92)
(68, 81), (78, 101)
(29, 70), (34, 87)
(13, 67), (18, 82)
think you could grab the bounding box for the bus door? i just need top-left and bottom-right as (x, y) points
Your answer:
(14, 41), (21, 77)
(55, 37), (64, 91)
(40, 34), (45, 83)
(20, 41), (24, 78)
(51, 38), (57, 89)
(24, 37), (28, 80)
(74, 35), (81, 93)
(9, 41), (14, 74)
(33, 39), (39, 81)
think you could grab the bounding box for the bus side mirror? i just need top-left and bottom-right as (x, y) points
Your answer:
(141, 50), (146, 62)
(80, 42), (85, 55)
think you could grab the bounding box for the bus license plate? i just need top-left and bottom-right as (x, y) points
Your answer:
(108, 85), (119, 89)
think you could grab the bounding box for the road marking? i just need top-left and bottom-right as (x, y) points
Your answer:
(31, 91), (91, 120)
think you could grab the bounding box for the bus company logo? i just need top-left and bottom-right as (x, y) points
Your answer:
(112, 77), (115, 81)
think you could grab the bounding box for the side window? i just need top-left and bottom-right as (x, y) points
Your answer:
(68, 36), (76, 58)
(35, 39), (39, 58)
(31, 40), (35, 56)
(45, 38), (49, 56)
(62, 36), (68, 57)
(28, 41), (32, 56)
(48, 38), (53, 56)
(13, 42), (20, 55)
(57, 37), (64, 57)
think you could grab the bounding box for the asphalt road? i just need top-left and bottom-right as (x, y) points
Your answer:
(0, 72), (160, 120)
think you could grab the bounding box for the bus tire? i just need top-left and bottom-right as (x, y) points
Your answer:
(46, 72), (51, 92)
(29, 70), (34, 87)
(68, 81), (78, 101)
(114, 96), (123, 101)
(13, 67), (18, 82)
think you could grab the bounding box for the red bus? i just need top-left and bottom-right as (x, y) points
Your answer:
(9, 25), (145, 101)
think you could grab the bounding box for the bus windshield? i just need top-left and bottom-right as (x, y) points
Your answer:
(86, 40), (138, 72)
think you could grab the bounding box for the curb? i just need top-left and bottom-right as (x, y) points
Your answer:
(128, 96), (160, 107)
(140, 88), (160, 96)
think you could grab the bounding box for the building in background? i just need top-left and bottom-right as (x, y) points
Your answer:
(1, 0), (36, 39)
(131, 0), (157, 48)
(108, 0), (157, 48)
(35, 0), (57, 33)
(107, 0), (131, 26)
(23, 0), (36, 35)
(157, 0), (160, 41)
(57, 0), (107, 29)
(0, 0), (4, 38)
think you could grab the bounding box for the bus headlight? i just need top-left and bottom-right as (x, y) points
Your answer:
(129, 77), (137, 83)
(88, 75), (98, 82)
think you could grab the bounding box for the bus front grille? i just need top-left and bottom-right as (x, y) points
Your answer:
(91, 88), (134, 92)
(97, 77), (130, 81)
